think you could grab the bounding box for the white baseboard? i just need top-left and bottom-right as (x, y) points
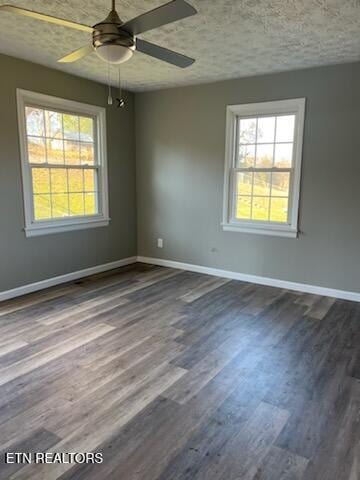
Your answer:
(137, 256), (360, 302)
(0, 256), (137, 302)
(2, 254), (359, 303)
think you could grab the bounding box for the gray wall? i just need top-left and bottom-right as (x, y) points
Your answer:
(0, 54), (136, 291)
(1, 56), (359, 294)
(135, 62), (360, 293)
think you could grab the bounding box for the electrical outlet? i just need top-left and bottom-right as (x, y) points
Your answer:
(157, 238), (163, 248)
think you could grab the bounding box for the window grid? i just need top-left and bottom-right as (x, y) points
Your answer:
(234, 114), (294, 224)
(25, 106), (99, 222)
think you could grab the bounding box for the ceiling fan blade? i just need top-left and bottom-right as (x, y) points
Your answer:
(0, 5), (93, 33)
(58, 45), (94, 63)
(121, 0), (197, 36)
(136, 38), (194, 68)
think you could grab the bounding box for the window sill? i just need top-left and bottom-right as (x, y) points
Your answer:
(25, 217), (110, 237)
(222, 223), (298, 238)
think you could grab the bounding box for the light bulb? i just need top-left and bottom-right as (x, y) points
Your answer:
(96, 44), (133, 64)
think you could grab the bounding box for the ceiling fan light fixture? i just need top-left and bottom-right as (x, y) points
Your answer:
(95, 44), (134, 64)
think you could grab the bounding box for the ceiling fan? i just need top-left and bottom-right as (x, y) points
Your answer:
(0, 0), (197, 67)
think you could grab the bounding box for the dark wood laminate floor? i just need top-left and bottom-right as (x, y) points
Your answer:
(0, 263), (359, 480)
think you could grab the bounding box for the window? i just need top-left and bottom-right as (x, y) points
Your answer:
(222, 98), (305, 237)
(17, 89), (109, 237)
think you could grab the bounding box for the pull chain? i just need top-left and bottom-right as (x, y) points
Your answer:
(116, 66), (125, 108)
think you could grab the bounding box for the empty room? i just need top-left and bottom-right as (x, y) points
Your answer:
(0, 1), (359, 479)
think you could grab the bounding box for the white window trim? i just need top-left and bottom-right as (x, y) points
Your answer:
(16, 89), (110, 237)
(222, 98), (306, 238)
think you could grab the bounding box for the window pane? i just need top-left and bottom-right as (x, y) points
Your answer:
(63, 114), (79, 140)
(253, 172), (271, 196)
(28, 137), (46, 164)
(68, 169), (84, 193)
(256, 144), (273, 167)
(252, 197), (270, 221)
(270, 197), (288, 223)
(69, 193), (84, 216)
(51, 168), (68, 193)
(33, 194), (51, 220)
(274, 143), (293, 167)
(45, 110), (63, 139)
(236, 197), (251, 219)
(276, 115), (295, 142)
(239, 118), (256, 144)
(238, 144), (255, 168)
(80, 117), (94, 142)
(51, 194), (69, 218)
(85, 193), (97, 215)
(32, 168), (50, 194)
(80, 143), (95, 165)
(237, 172), (253, 196)
(272, 172), (290, 197)
(26, 107), (45, 136)
(84, 169), (96, 192)
(46, 139), (64, 164)
(64, 141), (81, 165)
(257, 117), (275, 143)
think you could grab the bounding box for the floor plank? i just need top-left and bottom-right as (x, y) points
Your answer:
(252, 446), (308, 480)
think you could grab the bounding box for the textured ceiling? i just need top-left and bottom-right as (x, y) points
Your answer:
(0, 0), (359, 91)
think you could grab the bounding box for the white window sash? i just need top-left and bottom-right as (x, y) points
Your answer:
(17, 89), (110, 237)
(230, 166), (294, 225)
(28, 164), (101, 224)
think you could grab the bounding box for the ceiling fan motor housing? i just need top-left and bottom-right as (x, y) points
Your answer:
(92, 11), (135, 52)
